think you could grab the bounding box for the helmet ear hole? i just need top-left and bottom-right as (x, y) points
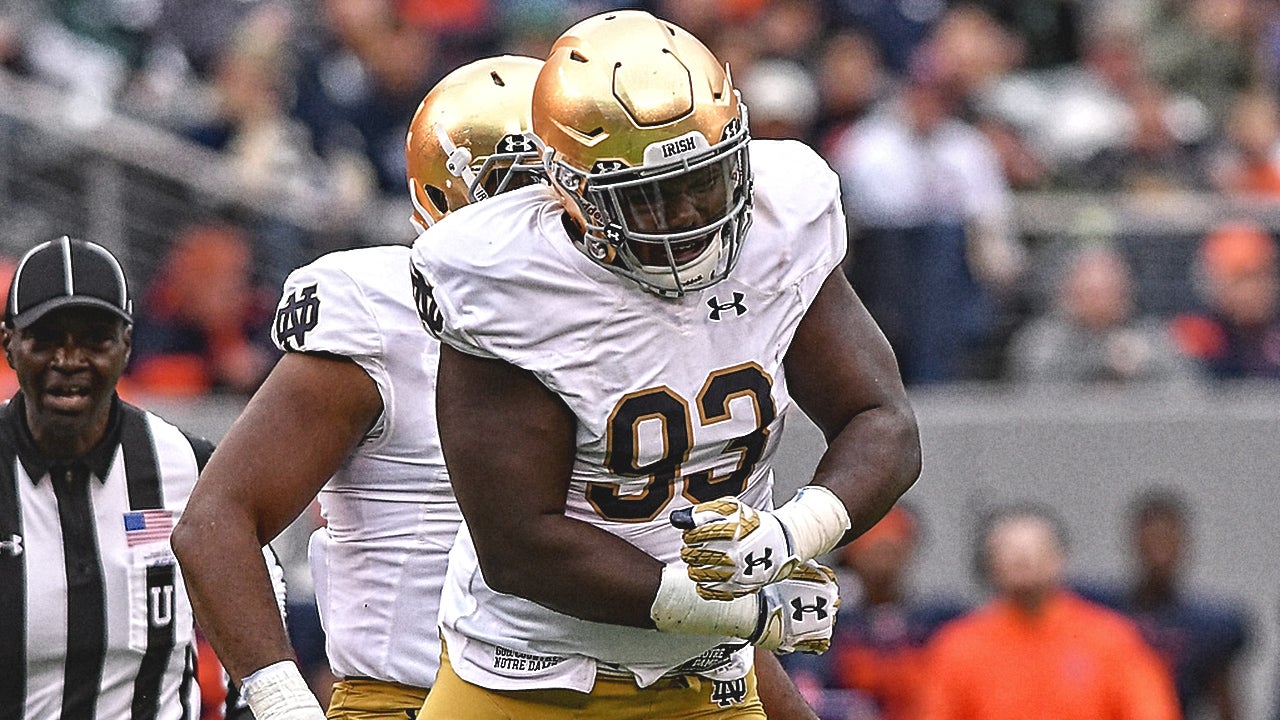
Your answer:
(423, 184), (450, 215)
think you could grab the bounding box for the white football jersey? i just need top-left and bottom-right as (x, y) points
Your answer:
(273, 245), (460, 689)
(410, 140), (846, 691)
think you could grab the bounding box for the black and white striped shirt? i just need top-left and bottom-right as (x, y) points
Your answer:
(0, 393), (213, 720)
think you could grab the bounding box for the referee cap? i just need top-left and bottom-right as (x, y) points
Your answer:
(4, 236), (133, 330)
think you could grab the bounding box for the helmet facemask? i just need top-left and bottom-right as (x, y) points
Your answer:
(442, 126), (545, 206)
(552, 107), (753, 297)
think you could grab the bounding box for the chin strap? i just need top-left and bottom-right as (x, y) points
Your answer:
(435, 122), (481, 199)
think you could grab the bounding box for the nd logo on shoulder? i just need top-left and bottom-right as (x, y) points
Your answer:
(276, 284), (321, 350)
(410, 265), (444, 338)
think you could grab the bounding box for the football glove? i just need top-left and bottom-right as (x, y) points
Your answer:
(672, 497), (799, 600)
(749, 559), (840, 654)
(671, 487), (850, 600)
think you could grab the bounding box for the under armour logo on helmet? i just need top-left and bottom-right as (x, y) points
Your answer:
(707, 292), (747, 321)
(743, 547), (773, 575)
(721, 117), (742, 141)
(592, 159), (627, 173)
(790, 596), (830, 621)
(498, 133), (537, 154)
(275, 284), (321, 350)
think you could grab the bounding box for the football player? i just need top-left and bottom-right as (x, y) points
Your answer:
(171, 55), (546, 720)
(176, 45), (825, 720)
(410, 10), (921, 720)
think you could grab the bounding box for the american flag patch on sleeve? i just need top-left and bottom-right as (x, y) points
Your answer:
(123, 510), (174, 546)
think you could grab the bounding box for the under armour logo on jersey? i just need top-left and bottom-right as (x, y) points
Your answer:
(710, 678), (748, 707)
(275, 284), (320, 350)
(743, 548), (773, 575)
(410, 264), (444, 338)
(708, 292), (747, 321)
(0, 533), (21, 557)
(498, 133), (537, 154)
(790, 596), (830, 621)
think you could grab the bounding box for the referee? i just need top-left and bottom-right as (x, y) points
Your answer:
(0, 236), (271, 719)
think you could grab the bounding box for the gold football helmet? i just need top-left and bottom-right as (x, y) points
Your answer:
(533, 10), (753, 297)
(406, 55), (544, 233)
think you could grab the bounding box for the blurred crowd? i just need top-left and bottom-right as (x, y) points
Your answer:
(5, 0), (1280, 392)
(782, 492), (1252, 720)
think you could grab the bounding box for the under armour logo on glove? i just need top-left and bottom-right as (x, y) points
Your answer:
(743, 548), (773, 575)
(790, 596), (829, 621)
(671, 497), (799, 600)
(750, 560), (840, 654)
(707, 292), (747, 321)
(274, 284), (320, 350)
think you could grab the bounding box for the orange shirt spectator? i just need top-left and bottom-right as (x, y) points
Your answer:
(921, 591), (1180, 720)
(128, 224), (276, 396)
(920, 504), (1180, 720)
(1171, 220), (1280, 379)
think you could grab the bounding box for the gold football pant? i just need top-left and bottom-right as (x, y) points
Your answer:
(326, 677), (430, 719)
(421, 649), (766, 719)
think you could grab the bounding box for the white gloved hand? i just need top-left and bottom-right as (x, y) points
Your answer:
(240, 660), (327, 720)
(671, 487), (849, 600)
(671, 497), (800, 600)
(749, 559), (840, 654)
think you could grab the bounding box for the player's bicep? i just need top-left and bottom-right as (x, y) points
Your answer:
(435, 344), (577, 559)
(192, 352), (382, 542)
(784, 269), (907, 440)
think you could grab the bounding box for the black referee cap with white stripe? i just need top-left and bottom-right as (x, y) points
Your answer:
(4, 236), (133, 329)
